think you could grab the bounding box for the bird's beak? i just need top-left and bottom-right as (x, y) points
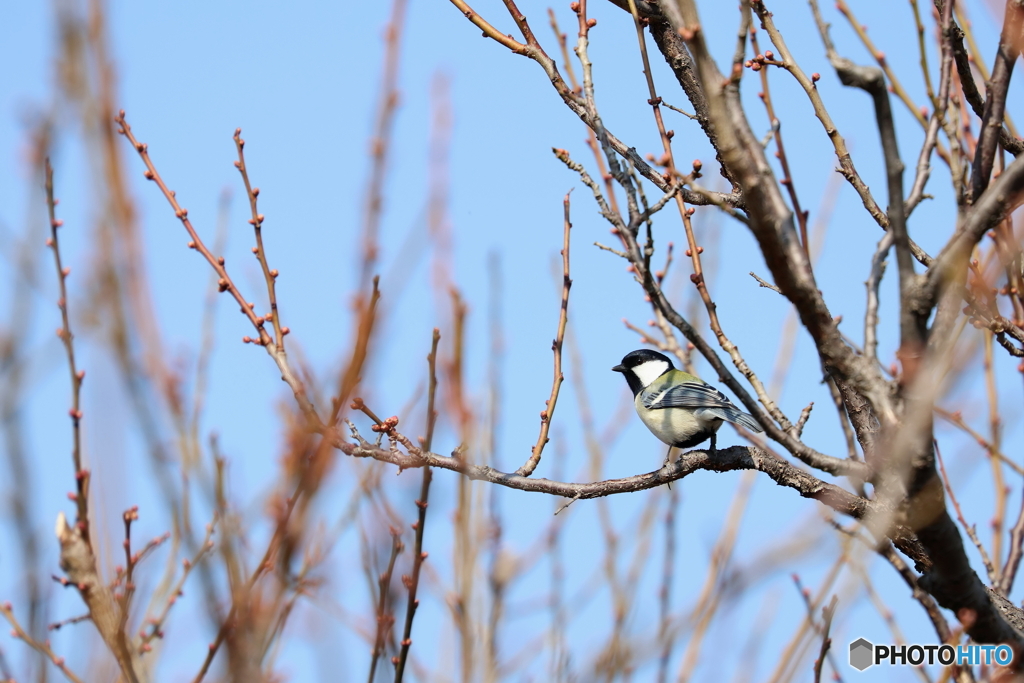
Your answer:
(611, 364), (625, 373)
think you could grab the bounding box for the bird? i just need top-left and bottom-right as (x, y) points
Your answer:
(612, 349), (763, 465)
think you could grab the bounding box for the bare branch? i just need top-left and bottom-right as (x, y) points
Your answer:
(971, 0), (1024, 200)
(0, 603), (84, 683)
(44, 160), (90, 534)
(517, 193), (572, 476)
(338, 423), (881, 527)
(950, 20), (1024, 156)
(393, 329), (440, 683)
(115, 112), (320, 426)
(445, 0), (743, 210)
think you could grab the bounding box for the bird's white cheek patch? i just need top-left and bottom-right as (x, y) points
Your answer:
(632, 360), (669, 388)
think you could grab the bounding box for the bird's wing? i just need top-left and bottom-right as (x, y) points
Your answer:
(641, 382), (763, 432)
(641, 381), (733, 409)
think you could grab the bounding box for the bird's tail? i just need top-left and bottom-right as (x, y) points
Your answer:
(702, 406), (763, 432)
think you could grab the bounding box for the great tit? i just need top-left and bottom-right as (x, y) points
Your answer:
(612, 349), (763, 456)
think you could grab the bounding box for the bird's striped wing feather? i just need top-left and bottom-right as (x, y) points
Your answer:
(641, 382), (763, 432)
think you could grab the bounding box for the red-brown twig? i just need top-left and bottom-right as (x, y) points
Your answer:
(116, 506), (140, 640)
(233, 130), (287, 353)
(783, 574), (844, 683)
(833, 0), (927, 130)
(193, 277), (383, 681)
(393, 329), (440, 683)
(909, 0), (935, 104)
(138, 520), (216, 653)
(362, 0), (409, 286)
(448, 0), (527, 53)
(983, 331), (1007, 581)
(936, 442), (998, 585)
(1003, 491), (1024, 595)
(516, 193), (572, 476)
(115, 112), (318, 424)
(192, 454), (317, 683)
(555, 148), (864, 477)
(113, 516), (171, 655)
(368, 529), (403, 683)
(349, 397), (397, 437)
(619, 2), (791, 440)
(446, 0), (740, 210)
(547, 8), (622, 218)
(656, 487), (679, 683)
(812, 595), (838, 683)
(1, 602), (84, 683)
(935, 407), (1023, 476)
(748, 29), (809, 255)
(44, 159), (90, 534)
(47, 613), (91, 632)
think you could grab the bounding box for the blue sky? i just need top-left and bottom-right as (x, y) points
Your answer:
(1, 1), (1022, 681)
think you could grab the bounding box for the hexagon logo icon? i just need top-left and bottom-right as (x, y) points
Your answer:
(849, 638), (874, 671)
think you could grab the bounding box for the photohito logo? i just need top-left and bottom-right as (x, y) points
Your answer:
(849, 638), (1013, 671)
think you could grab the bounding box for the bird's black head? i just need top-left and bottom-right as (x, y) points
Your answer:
(612, 349), (675, 395)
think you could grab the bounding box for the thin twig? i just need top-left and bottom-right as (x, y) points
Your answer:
(910, 0), (934, 104)
(115, 112), (319, 425)
(656, 487), (679, 683)
(44, 159), (89, 533)
(233, 130), (287, 353)
(445, 0), (743, 209)
(812, 595), (838, 683)
(361, 0), (409, 285)
(1002, 488), (1024, 595)
(663, 101), (696, 119)
(547, 7), (623, 218)
(767, 1), (889, 233)
(864, 232), (892, 364)
(935, 407), (1024, 476)
(983, 331), (1007, 584)
(47, 613), (91, 632)
(795, 402), (814, 438)
(138, 519), (216, 653)
(0, 603), (85, 683)
(905, 0), (954, 215)
(936, 442), (998, 585)
(555, 149), (866, 478)
(368, 529), (403, 683)
(517, 193), (572, 476)
(393, 329), (440, 683)
(749, 27), (810, 255)
(750, 271), (781, 293)
(971, 0), (1024, 201)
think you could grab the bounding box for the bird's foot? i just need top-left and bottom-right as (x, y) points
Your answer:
(664, 446), (674, 490)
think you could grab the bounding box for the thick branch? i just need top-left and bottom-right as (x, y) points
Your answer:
(917, 512), (1024, 658)
(555, 150), (866, 478)
(923, 152), (1024, 311)
(678, 1), (897, 428)
(951, 21), (1024, 157)
(607, 0), (740, 191)
(972, 0), (1024, 200)
(56, 514), (140, 683)
(834, 64), (920, 347)
(808, 0), (932, 263)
